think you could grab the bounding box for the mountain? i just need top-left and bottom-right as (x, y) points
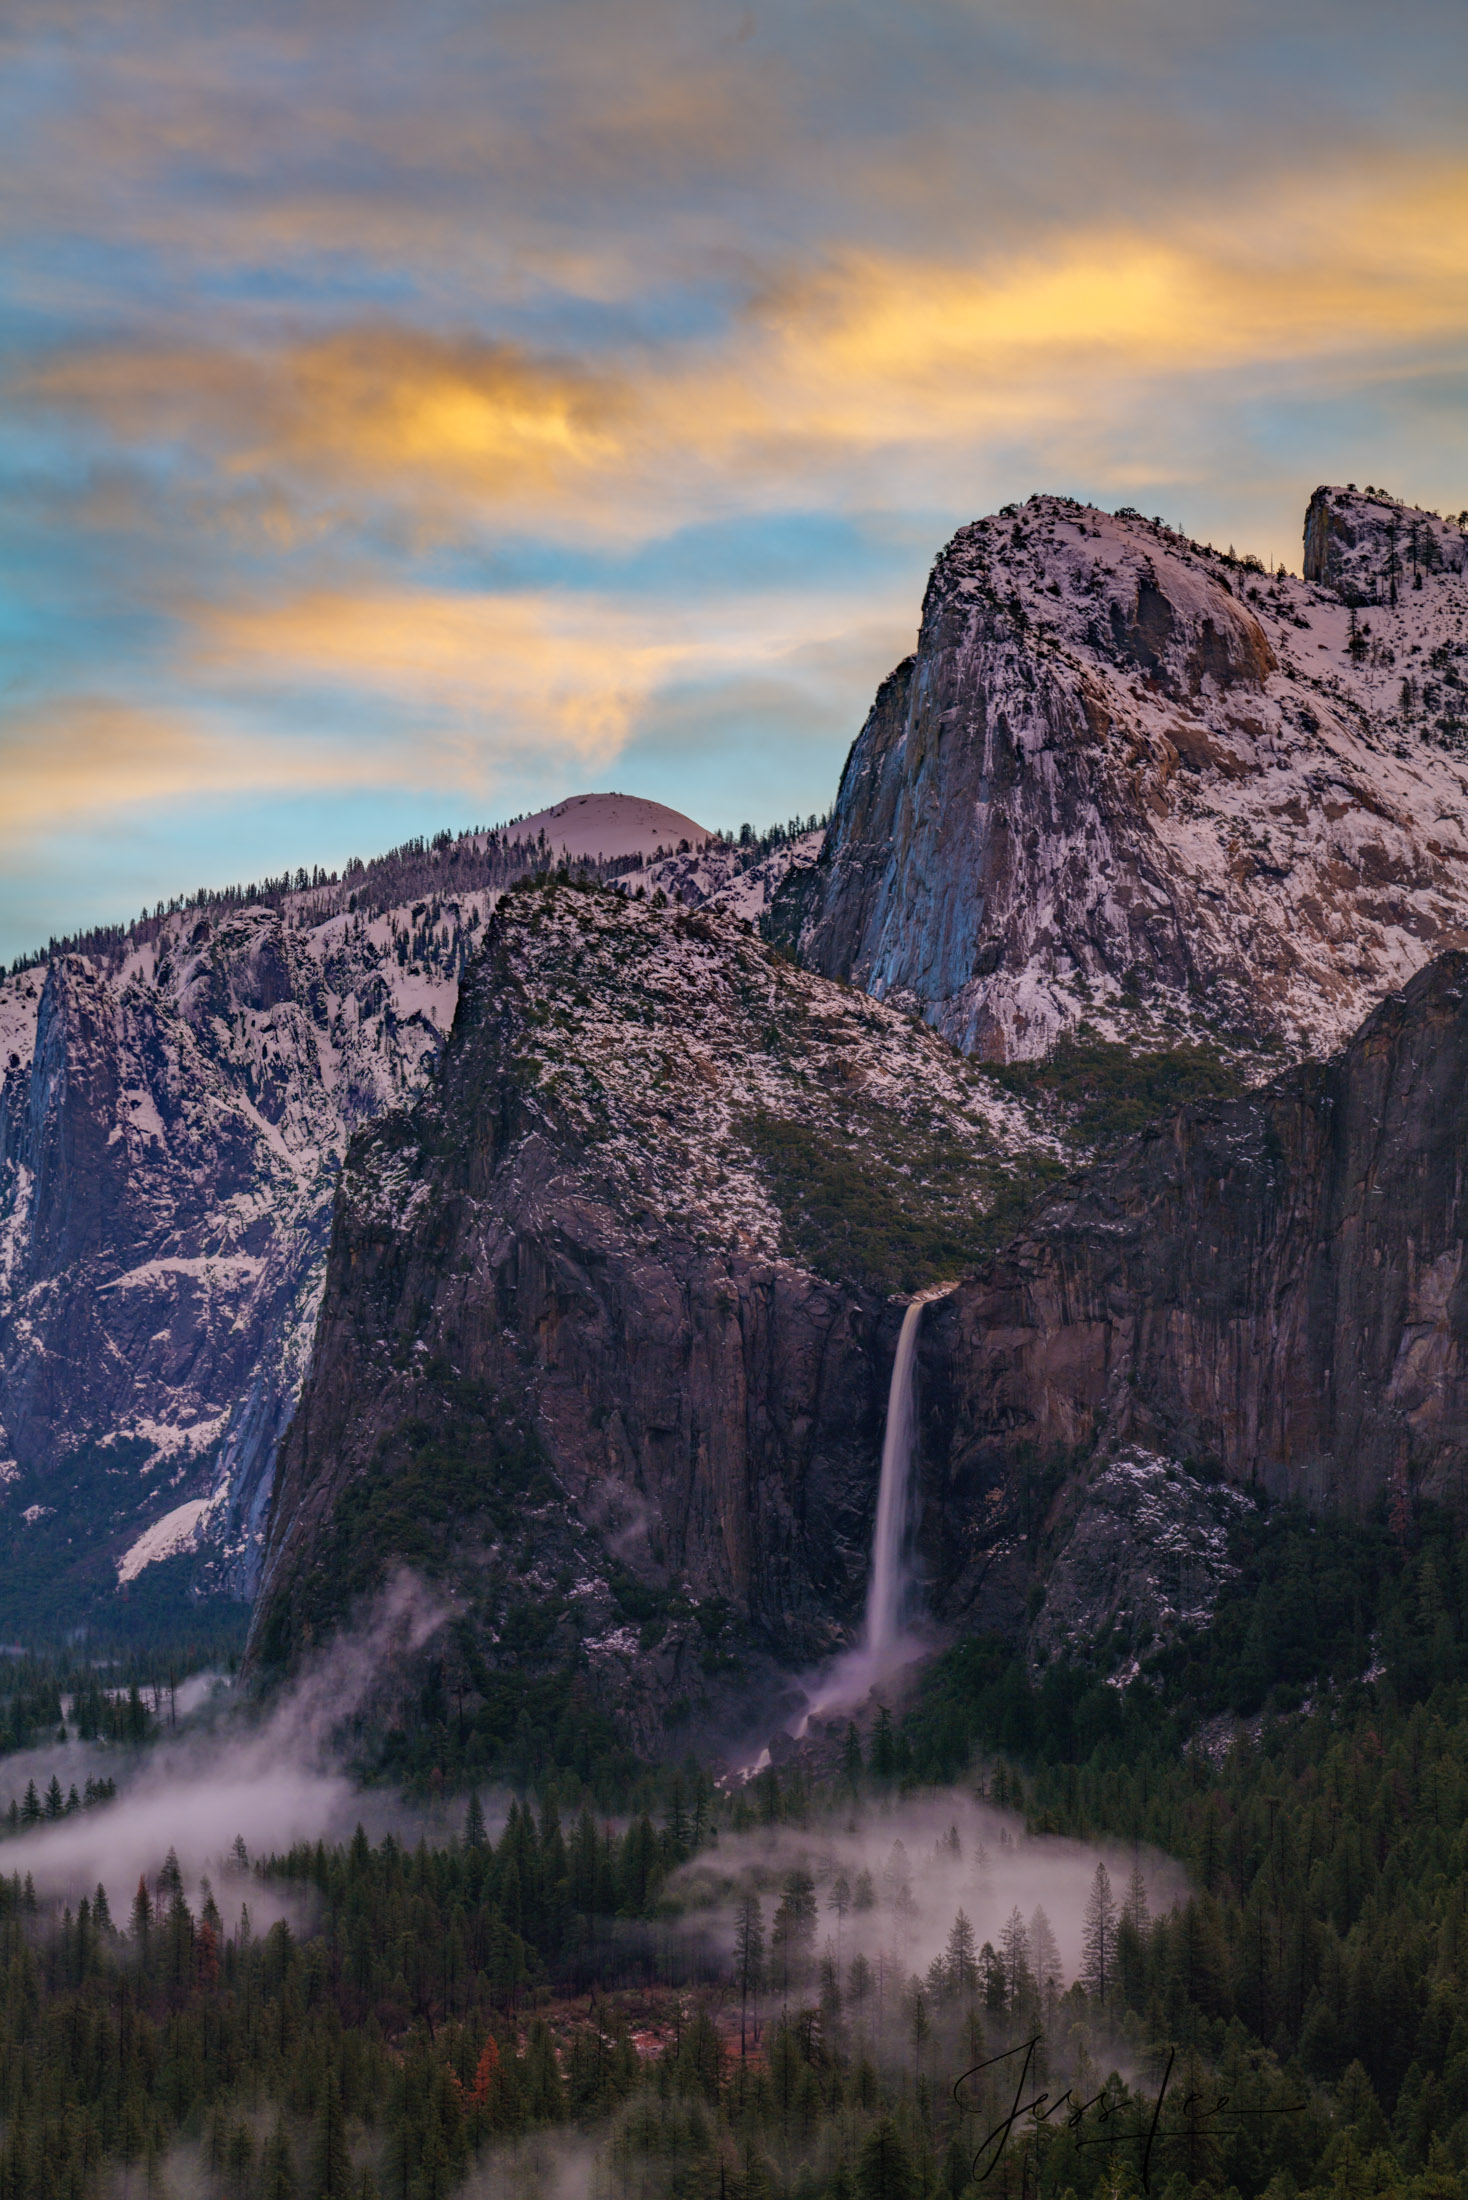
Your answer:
(918, 946), (1468, 1563)
(506, 792), (714, 862)
(246, 873), (1053, 1747)
(0, 797), (736, 1630)
(771, 486), (1468, 1061)
(9, 481), (1468, 1674)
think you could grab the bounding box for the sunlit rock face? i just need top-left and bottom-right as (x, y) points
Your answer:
(912, 952), (1468, 1633)
(772, 491), (1468, 1062)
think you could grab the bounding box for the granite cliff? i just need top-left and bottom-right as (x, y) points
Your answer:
(247, 874), (1051, 1744)
(773, 487), (1468, 1061)
(914, 950), (1468, 1652)
(0, 799), (782, 1626)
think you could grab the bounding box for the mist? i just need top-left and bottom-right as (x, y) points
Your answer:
(670, 1785), (1187, 1992)
(0, 1571), (453, 1909)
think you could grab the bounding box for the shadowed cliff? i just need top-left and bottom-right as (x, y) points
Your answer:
(916, 950), (1468, 1636)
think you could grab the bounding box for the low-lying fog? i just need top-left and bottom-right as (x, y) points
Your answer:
(672, 1790), (1184, 1990)
(1, 1570), (1187, 2016)
(0, 1573), (453, 1910)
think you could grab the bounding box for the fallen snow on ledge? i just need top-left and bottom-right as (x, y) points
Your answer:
(117, 1495), (219, 1584)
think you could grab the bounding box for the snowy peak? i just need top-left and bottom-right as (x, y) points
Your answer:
(774, 488), (1468, 1063)
(936, 498), (1278, 703)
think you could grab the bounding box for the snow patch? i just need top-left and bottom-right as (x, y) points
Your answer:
(116, 1495), (219, 1584)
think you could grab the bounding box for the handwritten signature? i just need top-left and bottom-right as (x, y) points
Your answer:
(953, 2036), (1305, 2192)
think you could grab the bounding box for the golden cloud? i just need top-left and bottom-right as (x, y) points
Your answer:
(20, 156), (1468, 545)
(26, 331), (626, 506)
(0, 699), (358, 838)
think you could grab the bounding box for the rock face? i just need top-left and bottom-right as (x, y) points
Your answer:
(0, 896), (469, 1617)
(1303, 484), (1467, 602)
(248, 876), (1049, 1741)
(1025, 1452), (1250, 1680)
(913, 951), (1468, 1634)
(772, 490), (1468, 1061)
(0, 801), (724, 1622)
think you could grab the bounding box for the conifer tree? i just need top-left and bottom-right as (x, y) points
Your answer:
(856, 2115), (918, 2200)
(262, 2119), (298, 2200)
(734, 1889), (765, 2055)
(309, 2072), (353, 2200)
(1082, 1862), (1118, 2005)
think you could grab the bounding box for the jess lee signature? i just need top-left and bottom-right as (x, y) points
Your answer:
(954, 2036), (1306, 2191)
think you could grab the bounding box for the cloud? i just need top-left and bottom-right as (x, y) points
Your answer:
(22, 332), (628, 521)
(0, 581), (910, 853)
(19, 159), (1468, 549)
(0, 698), (398, 836)
(4, 0), (1468, 952)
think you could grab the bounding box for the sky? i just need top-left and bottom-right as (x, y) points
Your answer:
(3, 0), (1467, 960)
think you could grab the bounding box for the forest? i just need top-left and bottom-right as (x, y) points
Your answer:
(1, 1497), (1468, 2199)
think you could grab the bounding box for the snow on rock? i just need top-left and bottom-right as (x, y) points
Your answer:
(0, 845), (533, 1603)
(1028, 1450), (1252, 1680)
(778, 487), (1468, 1062)
(116, 1495), (219, 1585)
(629, 829), (827, 922)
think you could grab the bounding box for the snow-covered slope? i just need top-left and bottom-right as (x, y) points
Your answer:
(775, 486), (1468, 1061)
(629, 828), (827, 922)
(0, 797), (727, 1622)
(0, 894), (481, 1614)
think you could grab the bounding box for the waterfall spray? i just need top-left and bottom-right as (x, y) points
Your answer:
(789, 1290), (944, 1735)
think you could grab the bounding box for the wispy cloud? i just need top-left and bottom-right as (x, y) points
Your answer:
(2, 0), (1467, 953)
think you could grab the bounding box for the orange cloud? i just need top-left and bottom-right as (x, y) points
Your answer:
(0, 699), (364, 836)
(21, 155), (1468, 544)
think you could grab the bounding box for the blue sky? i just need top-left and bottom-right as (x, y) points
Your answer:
(3, 0), (1467, 958)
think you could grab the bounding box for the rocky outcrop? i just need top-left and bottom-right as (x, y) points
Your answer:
(247, 877), (1051, 1741)
(1025, 1452), (1250, 1679)
(914, 952), (1468, 1630)
(0, 800), (777, 1625)
(772, 491), (1468, 1062)
(1304, 485), (1467, 601)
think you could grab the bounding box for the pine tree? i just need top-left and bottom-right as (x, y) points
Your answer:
(771, 1868), (818, 1998)
(464, 1790), (487, 1850)
(1029, 1906), (1062, 2004)
(1082, 1862), (1118, 2005)
(856, 2115), (918, 2200)
(734, 1889), (765, 2055)
(130, 1875), (153, 1958)
(1000, 1907), (1034, 2012)
(309, 2071), (353, 2200)
(262, 2119), (298, 2200)
(945, 1910), (978, 1998)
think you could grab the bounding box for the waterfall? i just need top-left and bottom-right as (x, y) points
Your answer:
(788, 1292), (936, 1735)
(860, 1294), (925, 1661)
